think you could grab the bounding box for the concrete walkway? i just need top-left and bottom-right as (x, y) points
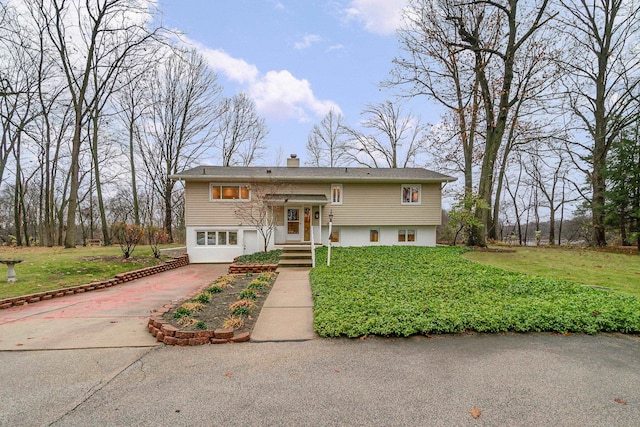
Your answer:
(0, 263), (228, 350)
(251, 267), (318, 342)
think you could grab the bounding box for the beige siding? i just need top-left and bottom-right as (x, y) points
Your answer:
(185, 181), (241, 226)
(184, 181), (442, 227)
(329, 183), (441, 226)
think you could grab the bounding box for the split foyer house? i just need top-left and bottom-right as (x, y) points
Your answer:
(170, 155), (456, 263)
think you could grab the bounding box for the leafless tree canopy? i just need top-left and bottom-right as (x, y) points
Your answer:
(305, 108), (350, 167)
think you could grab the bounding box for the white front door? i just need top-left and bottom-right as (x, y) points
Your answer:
(244, 230), (259, 255)
(286, 208), (301, 241)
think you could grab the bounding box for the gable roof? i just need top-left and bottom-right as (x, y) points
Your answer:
(171, 165), (456, 184)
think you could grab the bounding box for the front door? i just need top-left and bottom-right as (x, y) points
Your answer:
(286, 208), (300, 241)
(303, 207), (311, 241)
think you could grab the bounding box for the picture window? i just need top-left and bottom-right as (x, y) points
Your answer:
(210, 184), (250, 201)
(196, 231), (238, 246)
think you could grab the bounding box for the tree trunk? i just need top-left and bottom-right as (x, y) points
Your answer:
(164, 182), (174, 243)
(14, 147), (22, 246)
(129, 120), (140, 226)
(591, 165), (607, 246)
(64, 112), (82, 249)
(91, 110), (110, 245)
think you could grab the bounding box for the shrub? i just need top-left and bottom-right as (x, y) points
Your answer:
(110, 222), (144, 259)
(173, 307), (192, 319)
(195, 321), (208, 330)
(235, 249), (281, 265)
(238, 289), (258, 300)
(178, 317), (198, 327)
(231, 306), (251, 317)
(230, 299), (256, 310)
(194, 293), (211, 304)
(222, 316), (244, 330)
(247, 281), (266, 291)
(147, 225), (169, 259)
(180, 302), (204, 313)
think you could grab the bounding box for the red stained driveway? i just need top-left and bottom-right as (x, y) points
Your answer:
(0, 264), (228, 350)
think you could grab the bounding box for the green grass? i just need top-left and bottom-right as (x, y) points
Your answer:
(463, 246), (640, 298)
(310, 246), (640, 337)
(0, 245), (179, 299)
(234, 249), (281, 265)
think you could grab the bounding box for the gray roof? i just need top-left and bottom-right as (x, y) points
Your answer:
(170, 165), (456, 183)
(265, 193), (329, 205)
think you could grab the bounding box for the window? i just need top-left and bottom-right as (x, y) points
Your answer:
(401, 184), (421, 204)
(398, 229), (416, 242)
(210, 184), (250, 201)
(370, 229), (379, 242)
(287, 208), (300, 234)
(331, 184), (343, 204)
(195, 231), (238, 246)
(330, 229), (340, 243)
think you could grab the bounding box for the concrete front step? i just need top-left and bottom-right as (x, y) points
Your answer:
(280, 253), (312, 259)
(279, 244), (314, 268)
(278, 259), (313, 267)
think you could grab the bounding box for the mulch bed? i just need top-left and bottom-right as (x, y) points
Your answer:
(160, 272), (277, 336)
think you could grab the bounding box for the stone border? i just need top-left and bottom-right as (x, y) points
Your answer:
(147, 266), (279, 346)
(228, 263), (278, 274)
(147, 314), (250, 346)
(0, 255), (190, 310)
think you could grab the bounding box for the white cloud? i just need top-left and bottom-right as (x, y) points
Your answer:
(249, 70), (341, 122)
(344, 0), (408, 36)
(327, 44), (345, 52)
(294, 34), (322, 50)
(183, 38), (259, 84)
(180, 36), (340, 123)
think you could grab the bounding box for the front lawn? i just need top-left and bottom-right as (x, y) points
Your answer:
(310, 246), (640, 337)
(0, 245), (179, 299)
(463, 246), (640, 297)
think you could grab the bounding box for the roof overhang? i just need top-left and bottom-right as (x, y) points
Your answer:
(264, 193), (329, 205)
(169, 166), (457, 184)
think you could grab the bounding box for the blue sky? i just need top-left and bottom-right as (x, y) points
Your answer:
(156, 0), (441, 166)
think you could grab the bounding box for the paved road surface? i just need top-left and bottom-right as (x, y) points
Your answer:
(1, 333), (638, 426)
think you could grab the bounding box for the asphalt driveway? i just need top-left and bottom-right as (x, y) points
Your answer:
(0, 263), (228, 350)
(1, 333), (639, 426)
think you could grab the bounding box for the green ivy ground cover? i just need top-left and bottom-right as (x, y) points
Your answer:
(310, 246), (640, 337)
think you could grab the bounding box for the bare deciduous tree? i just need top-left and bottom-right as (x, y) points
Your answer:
(233, 180), (282, 252)
(37, 0), (160, 248)
(558, 0), (640, 247)
(138, 48), (222, 242)
(306, 108), (350, 167)
(346, 100), (427, 168)
(218, 92), (268, 167)
(392, 0), (555, 245)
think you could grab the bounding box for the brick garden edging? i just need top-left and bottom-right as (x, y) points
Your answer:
(146, 277), (252, 346)
(227, 263), (278, 274)
(147, 264), (277, 346)
(0, 254), (190, 310)
(147, 314), (250, 346)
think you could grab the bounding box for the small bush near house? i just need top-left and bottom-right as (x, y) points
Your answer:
(234, 249), (282, 265)
(111, 222), (144, 259)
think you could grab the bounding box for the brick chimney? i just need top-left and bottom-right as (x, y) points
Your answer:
(287, 154), (300, 168)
